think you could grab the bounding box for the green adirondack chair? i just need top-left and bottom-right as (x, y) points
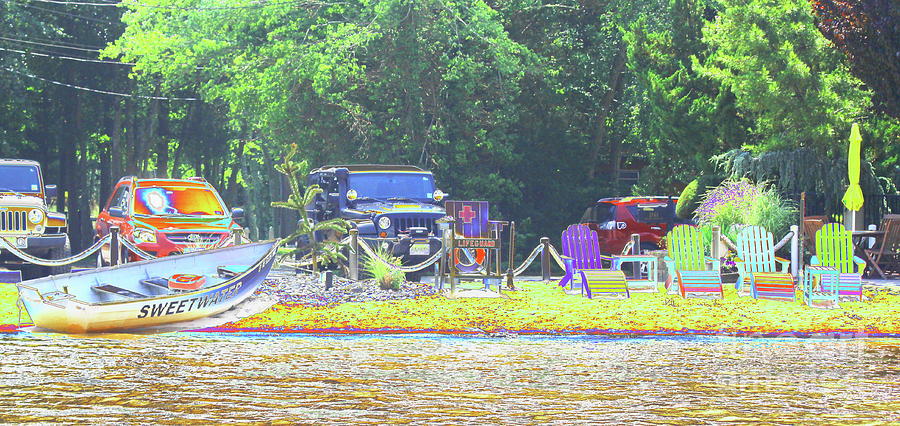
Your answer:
(809, 223), (866, 301)
(663, 225), (723, 298)
(734, 226), (795, 301)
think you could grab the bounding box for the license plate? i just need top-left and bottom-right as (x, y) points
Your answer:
(409, 243), (430, 256)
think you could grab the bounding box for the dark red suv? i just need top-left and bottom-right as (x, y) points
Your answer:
(580, 197), (690, 255)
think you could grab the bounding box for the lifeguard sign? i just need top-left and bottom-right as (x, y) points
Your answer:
(443, 200), (509, 291)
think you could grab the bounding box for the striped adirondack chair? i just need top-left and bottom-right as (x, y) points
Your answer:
(559, 224), (629, 299)
(810, 223), (866, 301)
(735, 226), (795, 301)
(663, 225), (723, 298)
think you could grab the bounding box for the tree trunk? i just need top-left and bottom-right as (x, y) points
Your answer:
(225, 140), (246, 205)
(156, 101), (170, 177)
(110, 99), (123, 184)
(124, 99), (138, 176)
(587, 43), (628, 180)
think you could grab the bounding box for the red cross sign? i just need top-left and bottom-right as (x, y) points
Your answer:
(458, 205), (477, 224)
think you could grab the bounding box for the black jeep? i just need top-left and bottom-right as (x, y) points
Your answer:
(307, 165), (447, 265)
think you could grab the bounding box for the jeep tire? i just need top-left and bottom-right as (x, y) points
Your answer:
(46, 236), (72, 276)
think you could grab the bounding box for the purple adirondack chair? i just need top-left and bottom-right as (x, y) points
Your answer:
(559, 224), (614, 289)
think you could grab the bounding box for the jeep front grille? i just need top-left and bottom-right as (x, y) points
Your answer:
(394, 217), (436, 235)
(0, 210), (30, 233)
(164, 232), (227, 245)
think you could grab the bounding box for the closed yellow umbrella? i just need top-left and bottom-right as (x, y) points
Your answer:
(841, 122), (864, 211)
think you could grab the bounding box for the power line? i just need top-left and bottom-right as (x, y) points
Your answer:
(2, 0), (125, 24)
(13, 0), (123, 5)
(0, 33), (107, 50)
(0, 46), (135, 65)
(1, 67), (199, 100)
(0, 35), (104, 52)
(26, 0), (330, 10)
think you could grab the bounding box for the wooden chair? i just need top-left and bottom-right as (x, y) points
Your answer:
(864, 214), (900, 278)
(559, 224), (629, 299)
(802, 216), (827, 255)
(810, 223), (866, 301)
(663, 225), (723, 299)
(734, 226), (795, 301)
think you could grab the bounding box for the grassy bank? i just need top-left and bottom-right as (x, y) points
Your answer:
(229, 281), (900, 336)
(3, 281), (900, 336)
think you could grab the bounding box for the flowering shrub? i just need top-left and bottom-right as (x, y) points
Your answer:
(695, 179), (797, 252)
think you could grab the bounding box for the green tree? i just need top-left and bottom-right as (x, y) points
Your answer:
(696, 0), (870, 154)
(272, 144), (350, 274)
(624, 0), (746, 192)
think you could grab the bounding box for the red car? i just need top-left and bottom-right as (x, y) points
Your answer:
(95, 177), (244, 263)
(579, 197), (689, 255)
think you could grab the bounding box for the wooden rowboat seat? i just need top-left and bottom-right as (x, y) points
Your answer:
(92, 284), (148, 300)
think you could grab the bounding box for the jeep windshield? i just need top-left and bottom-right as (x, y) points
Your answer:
(133, 186), (226, 217)
(348, 172), (436, 202)
(0, 165), (41, 194)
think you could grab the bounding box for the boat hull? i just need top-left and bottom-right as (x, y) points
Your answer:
(16, 241), (279, 333)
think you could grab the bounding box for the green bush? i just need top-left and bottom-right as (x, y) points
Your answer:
(676, 175), (724, 219)
(676, 179), (700, 219)
(362, 245), (405, 290)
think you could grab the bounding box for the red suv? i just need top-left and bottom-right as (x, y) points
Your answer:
(95, 177), (244, 263)
(580, 197), (689, 255)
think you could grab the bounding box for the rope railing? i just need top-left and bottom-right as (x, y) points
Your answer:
(0, 234), (110, 267)
(279, 236), (353, 268)
(547, 244), (567, 271)
(119, 238), (158, 261)
(773, 231), (795, 251)
(511, 244), (543, 276)
(356, 238), (444, 273)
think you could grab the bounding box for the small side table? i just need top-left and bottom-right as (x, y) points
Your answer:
(803, 266), (840, 308)
(613, 255), (659, 293)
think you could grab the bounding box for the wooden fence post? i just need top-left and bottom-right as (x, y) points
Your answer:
(541, 237), (551, 282)
(630, 233), (640, 279)
(110, 226), (120, 266)
(506, 221), (516, 289)
(711, 226), (721, 260)
(790, 224), (799, 278)
(349, 228), (359, 281)
(449, 228), (457, 293)
(799, 192), (806, 272)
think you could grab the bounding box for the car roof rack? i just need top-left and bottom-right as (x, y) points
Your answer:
(311, 164), (427, 173)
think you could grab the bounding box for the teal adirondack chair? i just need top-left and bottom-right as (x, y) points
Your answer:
(734, 226), (795, 301)
(664, 225), (723, 298)
(810, 223), (866, 301)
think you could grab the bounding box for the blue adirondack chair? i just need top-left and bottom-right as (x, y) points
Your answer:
(559, 224), (629, 299)
(734, 226), (795, 301)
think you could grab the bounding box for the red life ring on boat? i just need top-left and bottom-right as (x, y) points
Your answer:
(168, 274), (206, 291)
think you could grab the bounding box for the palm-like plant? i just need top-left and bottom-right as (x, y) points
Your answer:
(272, 144), (350, 273)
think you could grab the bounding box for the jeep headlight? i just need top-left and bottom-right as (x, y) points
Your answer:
(133, 228), (157, 244)
(377, 216), (391, 229)
(28, 209), (44, 224)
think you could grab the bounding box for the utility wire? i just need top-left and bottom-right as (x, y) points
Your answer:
(26, 0), (328, 10)
(2, 0), (125, 24)
(0, 46), (135, 65)
(1, 67), (199, 100)
(0, 35), (104, 52)
(0, 33), (107, 50)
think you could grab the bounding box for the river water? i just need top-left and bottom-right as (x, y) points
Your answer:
(0, 333), (897, 424)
